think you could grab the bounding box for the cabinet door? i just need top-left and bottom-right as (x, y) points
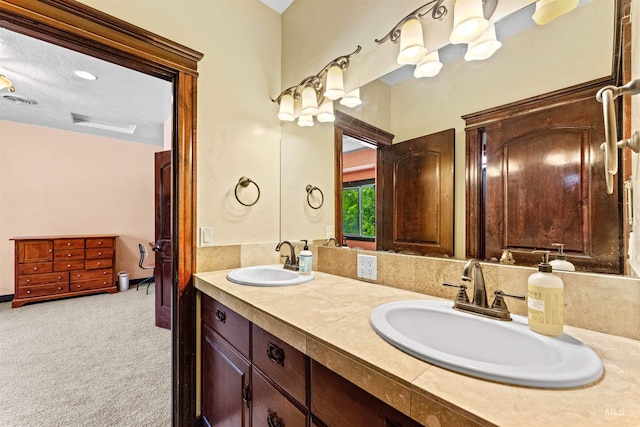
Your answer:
(202, 324), (250, 427)
(18, 240), (53, 263)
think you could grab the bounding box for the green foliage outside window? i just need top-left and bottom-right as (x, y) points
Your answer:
(342, 182), (375, 239)
(343, 188), (360, 235)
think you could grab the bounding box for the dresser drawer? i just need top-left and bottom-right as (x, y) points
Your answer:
(18, 272), (68, 286)
(70, 269), (113, 282)
(18, 283), (68, 298)
(201, 296), (251, 358)
(84, 258), (113, 269)
(71, 277), (113, 291)
(85, 248), (114, 259)
(54, 249), (85, 261)
(252, 367), (308, 427)
(253, 325), (308, 405)
(18, 262), (52, 275)
(86, 237), (114, 248)
(54, 239), (85, 250)
(54, 260), (85, 272)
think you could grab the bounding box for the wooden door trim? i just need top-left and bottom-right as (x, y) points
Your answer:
(0, 1), (202, 425)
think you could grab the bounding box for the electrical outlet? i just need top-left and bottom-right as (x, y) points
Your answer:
(326, 225), (334, 239)
(357, 254), (377, 280)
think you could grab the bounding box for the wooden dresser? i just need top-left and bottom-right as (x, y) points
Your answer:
(10, 234), (119, 308)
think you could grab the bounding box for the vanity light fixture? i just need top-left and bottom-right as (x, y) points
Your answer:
(449, 0), (490, 44)
(532, 0), (579, 26)
(317, 99), (336, 122)
(0, 74), (15, 92)
(464, 23), (502, 61)
(339, 88), (362, 108)
(272, 45), (361, 126)
(414, 50), (443, 78)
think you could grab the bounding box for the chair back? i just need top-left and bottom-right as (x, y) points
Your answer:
(138, 243), (147, 268)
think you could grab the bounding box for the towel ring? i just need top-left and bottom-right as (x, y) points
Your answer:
(306, 185), (324, 209)
(235, 176), (260, 207)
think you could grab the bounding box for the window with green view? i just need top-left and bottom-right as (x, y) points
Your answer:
(342, 180), (375, 239)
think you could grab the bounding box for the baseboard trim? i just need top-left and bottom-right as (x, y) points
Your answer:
(0, 294), (14, 303)
(129, 277), (154, 286)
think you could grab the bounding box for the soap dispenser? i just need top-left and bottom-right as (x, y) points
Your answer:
(528, 250), (564, 337)
(299, 240), (312, 275)
(549, 243), (575, 272)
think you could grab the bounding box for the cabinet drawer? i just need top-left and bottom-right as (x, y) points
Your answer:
(85, 248), (114, 259)
(86, 237), (114, 249)
(18, 272), (68, 286)
(70, 269), (113, 282)
(54, 249), (85, 261)
(71, 277), (113, 291)
(202, 296), (250, 358)
(18, 262), (52, 275)
(253, 325), (307, 405)
(18, 240), (53, 263)
(252, 367), (308, 427)
(54, 260), (85, 272)
(54, 239), (85, 250)
(84, 258), (113, 269)
(18, 283), (68, 298)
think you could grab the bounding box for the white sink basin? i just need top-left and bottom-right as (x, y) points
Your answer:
(370, 300), (603, 388)
(226, 265), (314, 287)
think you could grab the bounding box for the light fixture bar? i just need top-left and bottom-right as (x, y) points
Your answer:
(375, 0), (448, 45)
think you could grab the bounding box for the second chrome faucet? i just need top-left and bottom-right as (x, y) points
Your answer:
(444, 259), (525, 321)
(275, 240), (298, 270)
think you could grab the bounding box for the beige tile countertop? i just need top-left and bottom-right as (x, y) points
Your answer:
(194, 270), (640, 427)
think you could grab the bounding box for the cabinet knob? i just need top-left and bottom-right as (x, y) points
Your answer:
(103, 281), (107, 285)
(103, 271), (107, 275)
(67, 264), (71, 268)
(26, 290), (31, 294)
(67, 242), (71, 246)
(33, 267), (38, 271)
(267, 342), (285, 366)
(67, 253), (72, 257)
(98, 252), (102, 256)
(215, 309), (226, 323)
(77, 284), (81, 288)
(49, 249), (52, 253)
(98, 241), (103, 245)
(97, 262), (102, 266)
(26, 279), (31, 283)
(57, 287), (62, 291)
(267, 409), (284, 427)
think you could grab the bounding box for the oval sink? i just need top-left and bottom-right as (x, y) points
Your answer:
(227, 265), (314, 287)
(370, 300), (603, 388)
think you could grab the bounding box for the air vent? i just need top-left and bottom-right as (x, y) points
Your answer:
(70, 112), (136, 135)
(2, 95), (37, 105)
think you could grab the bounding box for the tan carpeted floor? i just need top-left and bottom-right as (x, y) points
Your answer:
(0, 286), (171, 427)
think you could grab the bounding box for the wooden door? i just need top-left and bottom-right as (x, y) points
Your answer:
(154, 150), (172, 329)
(377, 128), (455, 256)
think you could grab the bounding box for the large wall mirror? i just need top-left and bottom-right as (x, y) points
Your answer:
(281, 0), (628, 275)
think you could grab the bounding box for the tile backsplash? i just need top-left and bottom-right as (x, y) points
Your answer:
(197, 243), (640, 340)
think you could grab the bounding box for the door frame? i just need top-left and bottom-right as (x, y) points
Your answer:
(0, 1), (201, 424)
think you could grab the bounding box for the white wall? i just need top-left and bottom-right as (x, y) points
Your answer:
(0, 121), (161, 295)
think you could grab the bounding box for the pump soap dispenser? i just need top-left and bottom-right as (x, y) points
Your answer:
(299, 240), (312, 275)
(528, 250), (564, 337)
(549, 243), (575, 272)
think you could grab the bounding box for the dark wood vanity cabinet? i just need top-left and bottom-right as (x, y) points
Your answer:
(201, 294), (429, 427)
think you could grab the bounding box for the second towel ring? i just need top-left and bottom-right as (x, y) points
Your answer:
(235, 176), (260, 207)
(306, 185), (324, 209)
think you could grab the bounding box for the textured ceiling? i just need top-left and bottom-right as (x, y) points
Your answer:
(0, 27), (171, 147)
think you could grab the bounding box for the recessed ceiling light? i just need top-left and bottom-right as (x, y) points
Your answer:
(74, 70), (98, 80)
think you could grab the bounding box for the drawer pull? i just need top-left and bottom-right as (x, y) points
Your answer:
(77, 284), (81, 288)
(97, 241), (103, 245)
(67, 253), (72, 257)
(26, 290), (31, 294)
(26, 279), (31, 283)
(67, 264), (71, 268)
(33, 267), (38, 271)
(98, 252), (102, 256)
(267, 342), (285, 366)
(215, 309), (226, 323)
(57, 276), (62, 280)
(97, 262), (102, 266)
(67, 242), (71, 246)
(103, 271), (107, 275)
(267, 409), (284, 427)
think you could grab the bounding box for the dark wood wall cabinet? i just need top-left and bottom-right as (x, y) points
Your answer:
(11, 235), (118, 308)
(200, 294), (423, 427)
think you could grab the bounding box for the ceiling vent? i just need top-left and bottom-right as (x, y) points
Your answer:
(2, 95), (37, 105)
(70, 112), (136, 134)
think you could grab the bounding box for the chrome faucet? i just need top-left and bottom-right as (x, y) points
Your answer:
(275, 241), (298, 270)
(323, 237), (341, 247)
(443, 259), (525, 321)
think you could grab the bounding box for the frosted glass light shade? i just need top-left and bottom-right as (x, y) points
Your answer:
(414, 50), (443, 78)
(397, 18), (428, 65)
(0, 74), (15, 92)
(317, 99), (335, 123)
(301, 85), (319, 115)
(449, 0), (489, 44)
(324, 65), (345, 100)
(277, 92), (295, 121)
(532, 0), (579, 25)
(339, 88), (362, 108)
(464, 23), (501, 61)
(298, 114), (314, 127)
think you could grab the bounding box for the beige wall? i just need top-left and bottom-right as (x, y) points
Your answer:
(0, 121), (162, 295)
(80, 0), (282, 246)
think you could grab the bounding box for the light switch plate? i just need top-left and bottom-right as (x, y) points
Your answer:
(199, 226), (213, 247)
(357, 254), (377, 280)
(326, 225), (334, 239)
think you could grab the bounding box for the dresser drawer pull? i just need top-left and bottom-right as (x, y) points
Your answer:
(33, 267), (38, 271)
(67, 242), (71, 246)
(77, 274), (81, 278)
(26, 290), (31, 294)
(58, 287), (62, 291)
(267, 342), (285, 366)
(97, 252), (102, 256)
(67, 264), (71, 268)
(214, 309), (226, 323)
(26, 279), (31, 283)
(103, 271), (107, 275)
(58, 276), (62, 280)
(97, 241), (103, 245)
(77, 284), (81, 288)
(67, 253), (72, 257)
(97, 262), (102, 266)
(267, 409), (284, 427)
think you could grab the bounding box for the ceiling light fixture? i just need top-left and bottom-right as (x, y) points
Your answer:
(339, 88), (362, 108)
(449, 0), (490, 44)
(532, 0), (579, 25)
(74, 70), (98, 80)
(272, 45), (361, 126)
(414, 50), (443, 78)
(464, 23), (502, 61)
(0, 74), (15, 92)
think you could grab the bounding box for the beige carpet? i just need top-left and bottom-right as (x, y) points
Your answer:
(0, 286), (171, 426)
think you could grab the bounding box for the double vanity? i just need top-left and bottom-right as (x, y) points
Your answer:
(195, 266), (639, 426)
